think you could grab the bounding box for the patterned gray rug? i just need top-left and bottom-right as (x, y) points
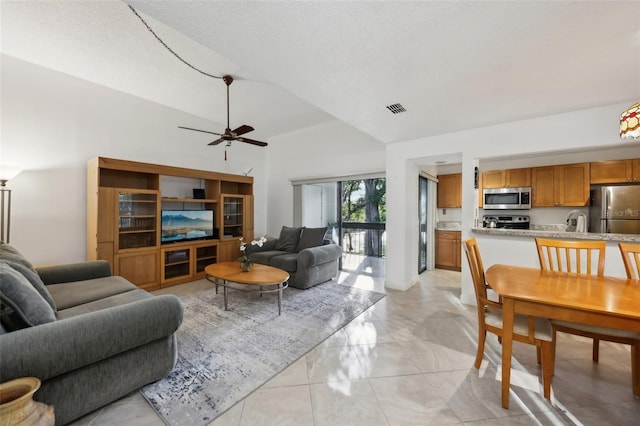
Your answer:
(141, 280), (385, 425)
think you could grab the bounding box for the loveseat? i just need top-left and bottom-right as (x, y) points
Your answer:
(0, 242), (183, 425)
(246, 226), (342, 289)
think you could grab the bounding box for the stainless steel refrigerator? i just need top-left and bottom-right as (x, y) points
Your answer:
(589, 186), (640, 234)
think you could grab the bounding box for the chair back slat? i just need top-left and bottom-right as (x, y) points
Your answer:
(464, 238), (488, 302)
(535, 238), (605, 276)
(619, 242), (640, 280)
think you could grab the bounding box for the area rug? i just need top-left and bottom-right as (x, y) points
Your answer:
(141, 280), (385, 425)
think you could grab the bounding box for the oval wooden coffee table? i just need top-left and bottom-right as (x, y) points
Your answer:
(204, 262), (290, 315)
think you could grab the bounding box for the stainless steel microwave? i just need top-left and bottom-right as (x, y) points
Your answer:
(483, 187), (531, 210)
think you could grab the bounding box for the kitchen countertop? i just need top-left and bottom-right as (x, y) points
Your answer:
(472, 227), (640, 243)
(436, 221), (461, 231)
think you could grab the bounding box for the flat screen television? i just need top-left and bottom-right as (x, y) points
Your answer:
(161, 210), (215, 244)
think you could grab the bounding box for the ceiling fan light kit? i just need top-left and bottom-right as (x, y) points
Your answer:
(178, 75), (268, 160)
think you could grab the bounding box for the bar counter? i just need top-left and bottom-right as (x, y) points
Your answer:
(472, 227), (640, 243)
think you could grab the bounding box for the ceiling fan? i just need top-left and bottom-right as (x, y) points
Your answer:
(179, 75), (268, 147)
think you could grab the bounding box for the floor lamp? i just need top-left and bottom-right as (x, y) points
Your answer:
(0, 166), (22, 243)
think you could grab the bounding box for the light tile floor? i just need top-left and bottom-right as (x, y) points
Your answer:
(71, 256), (640, 425)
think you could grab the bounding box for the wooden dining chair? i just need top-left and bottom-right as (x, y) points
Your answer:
(464, 238), (554, 399)
(535, 237), (605, 276)
(617, 242), (640, 394)
(535, 238), (640, 364)
(619, 242), (640, 280)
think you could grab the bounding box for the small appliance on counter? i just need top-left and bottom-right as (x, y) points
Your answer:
(565, 210), (587, 232)
(482, 215), (530, 229)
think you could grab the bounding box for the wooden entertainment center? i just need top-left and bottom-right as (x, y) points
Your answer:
(87, 157), (254, 290)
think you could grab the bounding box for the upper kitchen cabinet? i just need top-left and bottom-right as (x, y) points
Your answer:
(590, 159), (640, 184)
(482, 168), (531, 189)
(532, 163), (589, 207)
(437, 173), (462, 208)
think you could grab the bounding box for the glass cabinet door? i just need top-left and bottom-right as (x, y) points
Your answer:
(118, 191), (158, 250)
(222, 195), (244, 238)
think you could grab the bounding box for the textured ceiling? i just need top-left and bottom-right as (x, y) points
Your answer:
(2, 1), (640, 145)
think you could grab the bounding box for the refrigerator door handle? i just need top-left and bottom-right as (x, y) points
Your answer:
(603, 187), (610, 227)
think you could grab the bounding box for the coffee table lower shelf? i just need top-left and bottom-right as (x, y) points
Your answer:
(204, 262), (290, 315)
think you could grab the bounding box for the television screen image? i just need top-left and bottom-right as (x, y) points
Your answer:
(161, 210), (215, 243)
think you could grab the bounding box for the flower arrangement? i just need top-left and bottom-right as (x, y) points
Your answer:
(238, 235), (267, 263)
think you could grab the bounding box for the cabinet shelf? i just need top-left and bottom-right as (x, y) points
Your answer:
(162, 197), (218, 203)
(119, 229), (155, 234)
(165, 259), (189, 266)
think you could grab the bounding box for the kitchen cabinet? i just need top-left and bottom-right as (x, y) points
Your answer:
(437, 173), (462, 208)
(532, 163), (589, 207)
(482, 168), (531, 189)
(590, 159), (640, 184)
(435, 230), (461, 271)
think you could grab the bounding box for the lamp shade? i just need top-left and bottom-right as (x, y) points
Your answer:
(0, 165), (22, 182)
(620, 102), (640, 141)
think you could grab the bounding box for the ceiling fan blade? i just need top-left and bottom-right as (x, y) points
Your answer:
(178, 126), (223, 136)
(208, 138), (225, 146)
(232, 125), (255, 136)
(237, 137), (268, 147)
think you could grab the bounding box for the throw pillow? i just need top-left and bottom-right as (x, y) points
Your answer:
(0, 242), (57, 311)
(275, 226), (302, 252)
(1, 260), (57, 311)
(0, 263), (56, 331)
(297, 227), (328, 251)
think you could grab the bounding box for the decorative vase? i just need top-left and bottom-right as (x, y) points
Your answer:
(240, 261), (252, 272)
(0, 377), (54, 426)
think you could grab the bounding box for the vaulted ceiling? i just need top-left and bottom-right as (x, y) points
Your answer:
(2, 1), (639, 146)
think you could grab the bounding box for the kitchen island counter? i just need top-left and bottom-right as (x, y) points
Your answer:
(472, 227), (640, 243)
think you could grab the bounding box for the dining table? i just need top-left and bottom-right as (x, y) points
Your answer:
(485, 264), (640, 409)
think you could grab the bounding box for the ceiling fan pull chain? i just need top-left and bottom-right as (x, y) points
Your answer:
(225, 146), (227, 161)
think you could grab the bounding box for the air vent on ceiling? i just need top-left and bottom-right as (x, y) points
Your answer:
(386, 103), (406, 114)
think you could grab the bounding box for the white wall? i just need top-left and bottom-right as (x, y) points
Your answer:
(1, 55), (268, 265)
(386, 103), (640, 303)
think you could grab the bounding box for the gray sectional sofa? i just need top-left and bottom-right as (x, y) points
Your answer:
(246, 226), (342, 289)
(0, 242), (183, 425)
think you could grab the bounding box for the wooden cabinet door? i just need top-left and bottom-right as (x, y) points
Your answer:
(482, 170), (505, 189)
(244, 195), (254, 241)
(533, 163), (589, 207)
(437, 174), (461, 208)
(218, 239), (241, 262)
(634, 159), (640, 182)
(455, 237), (462, 269)
(590, 160), (633, 184)
(558, 163), (589, 207)
(506, 168), (531, 187)
(435, 231), (461, 270)
(97, 188), (116, 243)
(532, 166), (556, 207)
(482, 168), (530, 189)
(114, 250), (159, 290)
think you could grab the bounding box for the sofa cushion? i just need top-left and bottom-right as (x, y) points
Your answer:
(275, 226), (302, 252)
(268, 253), (299, 273)
(46, 276), (139, 311)
(56, 289), (153, 320)
(296, 227), (328, 252)
(0, 262), (56, 330)
(249, 250), (290, 266)
(0, 243), (56, 311)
